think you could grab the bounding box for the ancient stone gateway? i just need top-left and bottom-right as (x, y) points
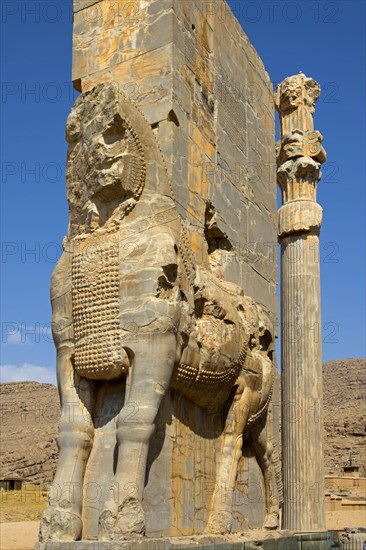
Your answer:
(37, 1), (328, 548)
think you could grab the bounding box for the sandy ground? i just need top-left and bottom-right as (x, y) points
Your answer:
(1, 516), (366, 549)
(0, 521), (40, 550)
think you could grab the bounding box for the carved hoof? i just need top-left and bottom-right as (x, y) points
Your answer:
(205, 511), (232, 535)
(264, 510), (279, 530)
(39, 506), (82, 541)
(99, 497), (146, 540)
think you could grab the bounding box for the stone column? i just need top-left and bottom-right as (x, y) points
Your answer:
(275, 73), (327, 536)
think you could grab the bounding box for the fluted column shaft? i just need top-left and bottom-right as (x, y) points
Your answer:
(275, 73), (327, 533)
(281, 232), (325, 530)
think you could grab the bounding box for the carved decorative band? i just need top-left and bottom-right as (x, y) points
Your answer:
(174, 362), (240, 386)
(278, 201), (323, 238)
(277, 157), (321, 190)
(276, 130), (326, 166)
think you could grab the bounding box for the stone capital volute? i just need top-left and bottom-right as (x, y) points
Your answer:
(276, 72), (326, 238)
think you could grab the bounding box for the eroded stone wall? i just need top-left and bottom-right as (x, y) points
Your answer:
(72, 0), (277, 319)
(71, 0), (279, 537)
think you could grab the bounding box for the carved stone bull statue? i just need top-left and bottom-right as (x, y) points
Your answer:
(39, 83), (281, 543)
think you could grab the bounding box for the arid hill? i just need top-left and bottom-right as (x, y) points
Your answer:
(0, 382), (59, 485)
(0, 358), (365, 485)
(322, 358), (365, 475)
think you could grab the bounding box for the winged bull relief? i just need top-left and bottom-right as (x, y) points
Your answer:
(39, 83), (282, 543)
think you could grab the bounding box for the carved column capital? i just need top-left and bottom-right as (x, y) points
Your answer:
(276, 130), (326, 166)
(278, 200), (323, 238)
(276, 73), (326, 239)
(275, 72), (320, 133)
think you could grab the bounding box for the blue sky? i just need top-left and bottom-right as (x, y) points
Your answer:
(1, 0), (365, 385)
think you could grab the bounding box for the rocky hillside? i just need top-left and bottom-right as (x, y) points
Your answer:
(0, 382), (59, 485)
(323, 358), (365, 475)
(0, 358), (365, 485)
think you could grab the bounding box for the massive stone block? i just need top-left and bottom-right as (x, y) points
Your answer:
(37, 1), (281, 545)
(71, 0), (277, 318)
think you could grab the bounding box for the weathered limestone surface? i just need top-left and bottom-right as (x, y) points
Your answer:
(276, 73), (327, 535)
(38, 83), (281, 542)
(37, 0), (282, 545)
(71, 0), (277, 316)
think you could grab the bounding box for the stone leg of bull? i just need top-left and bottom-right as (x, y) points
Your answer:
(250, 414), (279, 529)
(99, 333), (176, 540)
(39, 348), (95, 542)
(205, 386), (253, 535)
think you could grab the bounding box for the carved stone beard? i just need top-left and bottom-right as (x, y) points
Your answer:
(80, 197), (134, 233)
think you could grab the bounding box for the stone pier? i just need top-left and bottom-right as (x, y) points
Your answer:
(37, 1), (283, 546)
(275, 73), (327, 538)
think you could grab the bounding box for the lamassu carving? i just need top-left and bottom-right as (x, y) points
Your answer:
(39, 83), (281, 543)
